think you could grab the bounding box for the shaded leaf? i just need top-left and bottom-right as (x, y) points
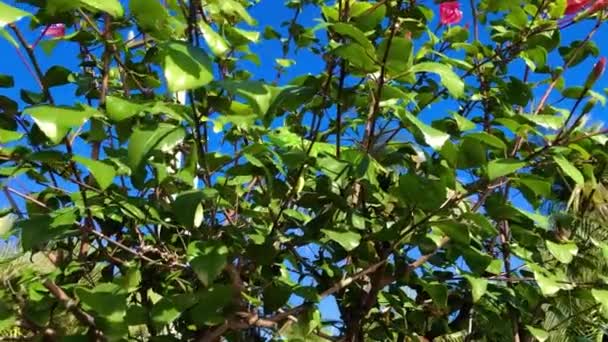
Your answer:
(189, 242), (228, 287)
(172, 190), (206, 228)
(127, 123), (186, 170)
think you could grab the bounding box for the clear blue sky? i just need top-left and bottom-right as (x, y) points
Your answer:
(1, 0), (608, 331)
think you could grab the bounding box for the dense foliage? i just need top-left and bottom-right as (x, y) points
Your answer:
(1, 0), (608, 341)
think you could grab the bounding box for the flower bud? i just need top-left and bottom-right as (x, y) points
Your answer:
(585, 57), (606, 88)
(45, 23), (65, 38)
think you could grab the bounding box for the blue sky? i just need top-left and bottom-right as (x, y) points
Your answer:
(1, 0), (608, 333)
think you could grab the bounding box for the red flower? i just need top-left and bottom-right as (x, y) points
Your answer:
(439, 1), (463, 25)
(593, 57), (607, 79)
(590, 0), (608, 13)
(565, 0), (592, 14)
(585, 57), (606, 88)
(45, 23), (65, 38)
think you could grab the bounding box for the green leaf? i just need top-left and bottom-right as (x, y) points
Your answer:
(526, 326), (549, 342)
(161, 41), (214, 92)
(75, 284), (127, 322)
(458, 138), (487, 168)
(19, 209), (76, 251)
(199, 22), (230, 57)
(150, 297), (182, 328)
(464, 275), (488, 302)
(72, 156), (116, 191)
(333, 43), (379, 72)
(0, 1), (30, 28)
(226, 26), (260, 44)
(43, 66), (71, 88)
(548, 0), (566, 18)
(546, 241), (578, 264)
(465, 132), (507, 151)
(410, 62), (464, 98)
(172, 190), (206, 228)
(189, 242), (228, 287)
(453, 113), (476, 131)
(331, 23), (374, 52)
(398, 110), (450, 150)
(399, 173), (447, 210)
(0, 301), (16, 331)
(127, 123), (186, 171)
(351, 2), (386, 30)
(130, 0), (180, 40)
(423, 282), (448, 308)
(516, 176), (553, 198)
(321, 229), (361, 251)
(214, 0), (256, 26)
(534, 272), (561, 297)
(0, 128), (23, 143)
(219, 80), (280, 116)
(553, 154), (584, 186)
(592, 289), (608, 313)
(115, 267), (141, 293)
(520, 114), (565, 130)
(105, 96), (143, 121)
(25, 105), (98, 144)
(78, 0), (123, 17)
(275, 58), (295, 68)
(487, 159), (527, 180)
(0, 28), (17, 48)
(377, 37), (413, 75)
(434, 221), (470, 245)
(264, 282), (292, 312)
(505, 7), (528, 30)
(0, 74), (13, 88)
(190, 286), (233, 326)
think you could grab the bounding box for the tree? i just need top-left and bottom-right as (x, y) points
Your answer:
(1, 0), (608, 340)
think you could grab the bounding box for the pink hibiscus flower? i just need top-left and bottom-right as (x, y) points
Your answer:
(440, 1), (463, 25)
